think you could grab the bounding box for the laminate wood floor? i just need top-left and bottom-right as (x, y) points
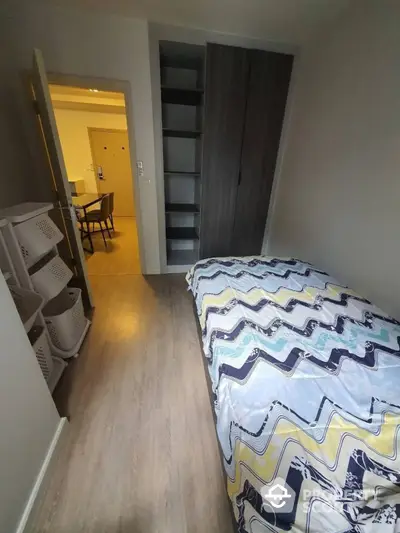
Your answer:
(85, 217), (141, 276)
(31, 274), (233, 533)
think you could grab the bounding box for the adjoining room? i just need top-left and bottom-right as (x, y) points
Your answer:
(49, 84), (141, 275)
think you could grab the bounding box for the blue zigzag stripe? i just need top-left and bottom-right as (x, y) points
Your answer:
(191, 257), (316, 275)
(191, 262), (327, 290)
(201, 292), (369, 337)
(218, 335), (400, 383)
(206, 312), (400, 375)
(194, 267), (331, 290)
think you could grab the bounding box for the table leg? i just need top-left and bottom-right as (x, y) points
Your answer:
(84, 207), (94, 253)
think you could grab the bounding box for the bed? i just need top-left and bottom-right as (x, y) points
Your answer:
(187, 256), (400, 533)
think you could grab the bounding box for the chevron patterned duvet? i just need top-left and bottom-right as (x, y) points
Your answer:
(186, 257), (400, 533)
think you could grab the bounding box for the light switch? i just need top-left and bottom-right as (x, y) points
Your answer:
(136, 160), (144, 177)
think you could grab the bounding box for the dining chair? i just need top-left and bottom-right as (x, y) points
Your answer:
(87, 192), (115, 232)
(108, 192), (115, 231)
(80, 194), (112, 249)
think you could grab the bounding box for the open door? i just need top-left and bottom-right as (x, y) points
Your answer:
(31, 49), (93, 308)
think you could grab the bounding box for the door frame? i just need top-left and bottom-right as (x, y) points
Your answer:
(47, 72), (146, 274)
(32, 50), (94, 308)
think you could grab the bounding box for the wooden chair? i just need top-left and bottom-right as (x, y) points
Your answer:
(80, 194), (112, 249)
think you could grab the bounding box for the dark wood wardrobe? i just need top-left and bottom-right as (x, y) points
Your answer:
(200, 43), (293, 259)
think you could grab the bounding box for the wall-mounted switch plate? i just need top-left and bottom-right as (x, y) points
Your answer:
(136, 160), (144, 177)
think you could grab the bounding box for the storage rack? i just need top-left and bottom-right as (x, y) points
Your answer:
(159, 41), (205, 269)
(0, 202), (91, 393)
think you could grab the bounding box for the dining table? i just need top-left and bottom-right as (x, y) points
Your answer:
(72, 192), (106, 254)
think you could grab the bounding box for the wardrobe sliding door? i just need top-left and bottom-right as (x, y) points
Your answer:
(230, 50), (293, 256)
(200, 44), (249, 259)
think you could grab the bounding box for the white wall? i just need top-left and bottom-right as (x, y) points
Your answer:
(53, 107), (127, 193)
(0, 27), (39, 208)
(266, 0), (400, 318)
(0, 274), (60, 532)
(0, 1), (160, 274)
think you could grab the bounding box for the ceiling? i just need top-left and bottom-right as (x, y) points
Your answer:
(43, 0), (352, 46)
(49, 85), (125, 113)
(49, 85), (124, 102)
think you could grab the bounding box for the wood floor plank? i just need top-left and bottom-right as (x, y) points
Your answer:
(31, 274), (233, 533)
(85, 217), (141, 276)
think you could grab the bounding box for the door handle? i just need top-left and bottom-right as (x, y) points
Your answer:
(97, 166), (105, 181)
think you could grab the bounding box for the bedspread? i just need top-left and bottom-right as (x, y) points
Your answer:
(187, 256), (400, 533)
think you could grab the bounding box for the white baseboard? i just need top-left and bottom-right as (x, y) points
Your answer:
(16, 417), (69, 533)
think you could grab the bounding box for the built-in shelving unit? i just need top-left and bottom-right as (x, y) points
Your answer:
(160, 41), (205, 271)
(167, 249), (199, 266)
(164, 170), (200, 177)
(166, 227), (199, 240)
(161, 87), (203, 106)
(165, 203), (199, 214)
(162, 128), (202, 139)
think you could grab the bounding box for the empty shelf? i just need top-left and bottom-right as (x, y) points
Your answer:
(164, 170), (200, 177)
(165, 203), (199, 214)
(167, 249), (199, 266)
(161, 87), (203, 106)
(160, 55), (203, 71)
(166, 227), (198, 240)
(163, 128), (202, 139)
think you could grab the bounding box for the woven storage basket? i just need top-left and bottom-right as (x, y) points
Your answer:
(43, 288), (86, 352)
(13, 213), (63, 268)
(9, 285), (44, 332)
(28, 326), (54, 382)
(30, 254), (73, 301)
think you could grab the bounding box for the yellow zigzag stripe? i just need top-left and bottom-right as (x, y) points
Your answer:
(227, 411), (400, 499)
(200, 284), (360, 328)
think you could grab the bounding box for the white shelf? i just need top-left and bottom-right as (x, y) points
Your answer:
(166, 264), (195, 274)
(47, 356), (67, 393)
(0, 202), (91, 395)
(167, 248), (198, 266)
(0, 202), (53, 223)
(50, 318), (91, 359)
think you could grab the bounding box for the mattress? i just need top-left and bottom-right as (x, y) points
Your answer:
(187, 256), (400, 533)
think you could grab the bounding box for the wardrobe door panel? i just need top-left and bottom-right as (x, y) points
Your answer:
(231, 50), (293, 256)
(200, 44), (249, 259)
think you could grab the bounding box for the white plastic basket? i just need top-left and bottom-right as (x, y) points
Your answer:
(43, 288), (86, 352)
(9, 285), (44, 332)
(13, 213), (63, 268)
(30, 254), (73, 301)
(28, 326), (54, 382)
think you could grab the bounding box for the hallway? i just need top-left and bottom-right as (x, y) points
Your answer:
(31, 273), (233, 533)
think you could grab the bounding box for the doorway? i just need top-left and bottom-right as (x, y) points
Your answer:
(49, 84), (141, 276)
